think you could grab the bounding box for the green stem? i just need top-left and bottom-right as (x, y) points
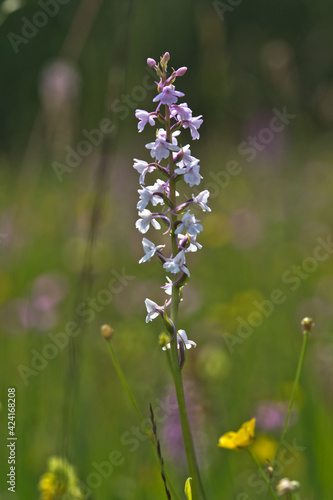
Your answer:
(273, 330), (309, 469)
(247, 449), (279, 500)
(106, 341), (181, 500)
(107, 341), (143, 423)
(165, 99), (206, 500)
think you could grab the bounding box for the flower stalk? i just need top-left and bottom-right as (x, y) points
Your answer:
(134, 53), (209, 499)
(273, 318), (313, 471)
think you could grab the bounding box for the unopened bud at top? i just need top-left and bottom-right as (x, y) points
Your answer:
(301, 317), (314, 334)
(160, 52), (170, 72)
(147, 58), (156, 68)
(163, 52), (170, 62)
(101, 324), (114, 340)
(175, 66), (187, 77)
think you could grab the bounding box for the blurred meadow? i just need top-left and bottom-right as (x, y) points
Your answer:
(1, 0), (333, 498)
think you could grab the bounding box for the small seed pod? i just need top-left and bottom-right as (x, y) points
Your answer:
(101, 324), (114, 341)
(301, 317), (314, 334)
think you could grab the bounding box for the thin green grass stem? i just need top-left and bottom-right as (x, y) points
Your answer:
(273, 330), (309, 469)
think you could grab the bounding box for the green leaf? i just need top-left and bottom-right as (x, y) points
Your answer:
(184, 477), (192, 500)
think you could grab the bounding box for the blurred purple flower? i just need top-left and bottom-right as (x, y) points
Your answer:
(242, 110), (286, 165)
(256, 401), (297, 431)
(161, 380), (207, 467)
(230, 208), (263, 249)
(0, 273), (68, 334)
(39, 59), (80, 108)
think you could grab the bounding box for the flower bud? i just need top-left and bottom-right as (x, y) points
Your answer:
(101, 324), (114, 340)
(175, 66), (187, 77)
(301, 317), (314, 334)
(159, 332), (171, 348)
(266, 460), (274, 479)
(160, 52), (170, 71)
(147, 58), (156, 68)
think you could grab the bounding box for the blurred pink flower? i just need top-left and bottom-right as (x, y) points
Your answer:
(0, 273), (68, 334)
(39, 59), (80, 108)
(161, 380), (207, 467)
(230, 208), (264, 249)
(256, 400), (297, 431)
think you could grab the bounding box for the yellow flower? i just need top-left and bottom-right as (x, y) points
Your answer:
(218, 418), (256, 450)
(251, 434), (278, 463)
(38, 456), (83, 500)
(38, 472), (67, 499)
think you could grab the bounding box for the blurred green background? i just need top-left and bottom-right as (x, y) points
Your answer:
(1, 0), (333, 498)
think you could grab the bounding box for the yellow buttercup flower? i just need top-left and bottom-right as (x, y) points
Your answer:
(38, 471), (67, 500)
(251, 434), (278, 463)
(38, 456), (83, 500)
(218, 418), (256, 450)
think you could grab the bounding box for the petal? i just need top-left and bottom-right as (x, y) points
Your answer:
(217, 432), (238, 450)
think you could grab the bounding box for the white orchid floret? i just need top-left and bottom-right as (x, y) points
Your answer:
(170, 102), (193, 121)
(135, 109), (156, 132)
(175, 160), (202, 187)
(162, 329), (197, 350)
(173, 145), (197, 168)
(162, 276), (173, 295)
(137, 179), (166, 211)
(139, 238), (165, 264)
(182, 115), (203, 140)
(177, 233), (202, 253)
(145, 298), (163, 323)
(145, 128), (180, 161)
(192, 190), (211, 212)
(175, 210), (203, 237)
(163, 250), (190, 276)
(136, 210), (161, 234)
(133, 159), (155, 185)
